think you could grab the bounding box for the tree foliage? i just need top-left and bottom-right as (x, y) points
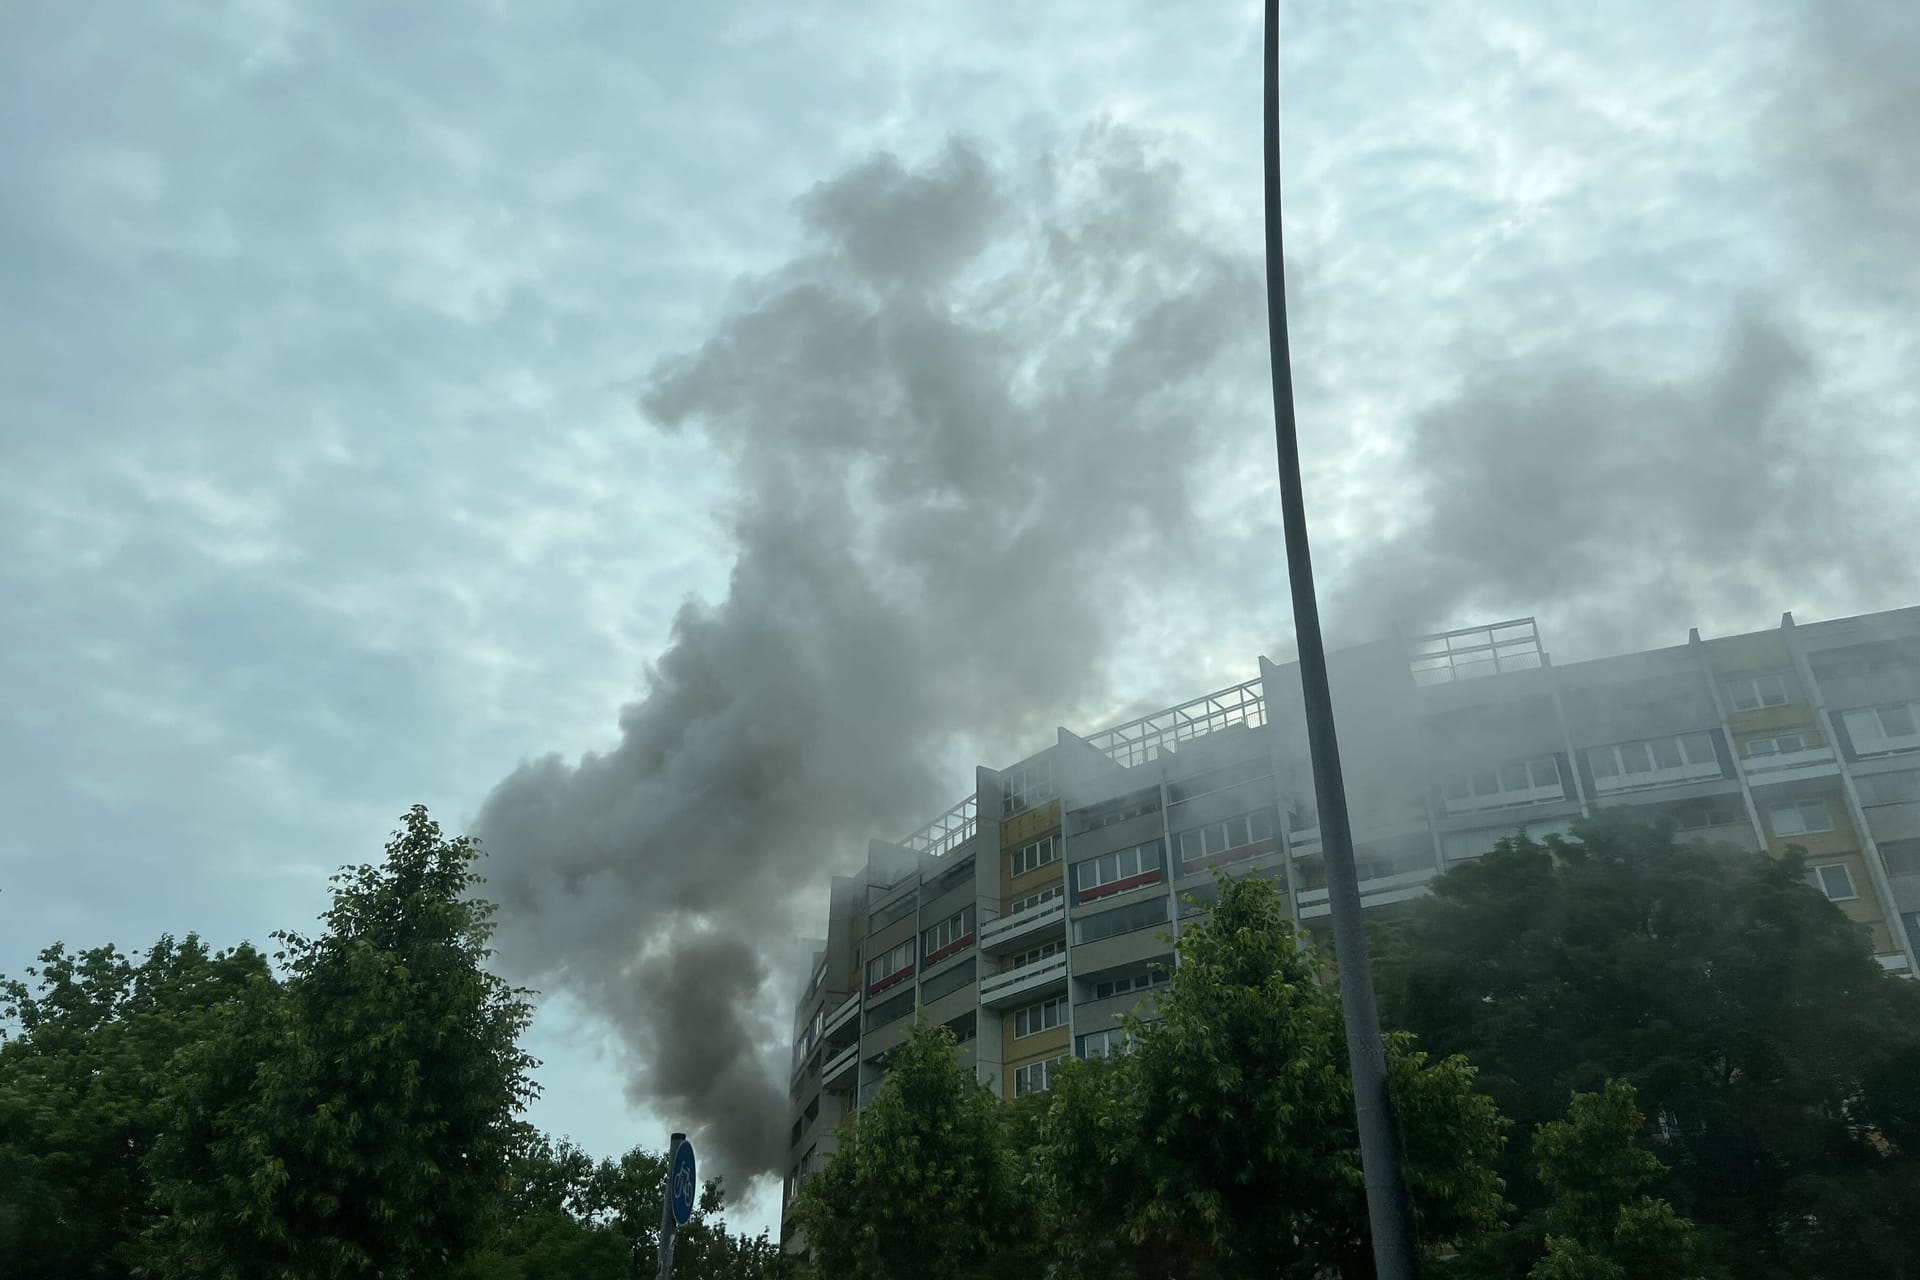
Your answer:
(1378, 813), (1920, 1279)
(791, 1022), (1035, 1280)
(1035, 872), (1508, 1278)
(0, 936), (271, 1278)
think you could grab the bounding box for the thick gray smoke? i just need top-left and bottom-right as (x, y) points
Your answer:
(1326, 1), (1920, 655)
(476, 130), (1263, 1184)
(1328, 309), (1915, 652)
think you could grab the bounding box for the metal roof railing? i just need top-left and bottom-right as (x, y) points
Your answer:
(897, 792), (977, 858)
(1408, 618), (1545, 686)
(1084, 676), (1267, 768)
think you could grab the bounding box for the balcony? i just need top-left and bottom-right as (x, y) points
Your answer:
(822, 1042), (858, 1092)
(1739, 744), (1838, 783)
(979, 952), (1069, 1010)
(823, 990), (860, 1039)
(979, 895), (1067, 955)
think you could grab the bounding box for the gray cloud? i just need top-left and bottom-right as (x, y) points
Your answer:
(475, 127), (1264, 1183)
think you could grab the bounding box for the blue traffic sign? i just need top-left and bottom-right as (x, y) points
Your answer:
(669, 1139), (698, 1226)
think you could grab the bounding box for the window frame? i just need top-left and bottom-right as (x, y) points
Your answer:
(1009, 884), (1063, 914)
(1725, 672), (1790, 712)
(1769, 796), (1836, 838)
(1174, 809), (1278, 872)
(1586, 732), (1720, 792)
(1807, 862), (1858, 902)
(1009, 940), (1065, 970)
(921, 906), (974, 967)
(1013, 995), (1067, 1039)
(1074, 839), (1164, 901)
(1076, 1027), (1130, 1059)
(1002, 760), (1057, 817)
(865, 938), (916, 995)
(1074, 895), (1169, 944)
(1013, 1054), (1065, 1097)
(1009, 834), (1061, 878)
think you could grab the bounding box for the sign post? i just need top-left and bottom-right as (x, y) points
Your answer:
(655, 1132), (696, 1280)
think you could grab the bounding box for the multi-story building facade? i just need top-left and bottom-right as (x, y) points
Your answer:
(780, 606), (1920, 1241)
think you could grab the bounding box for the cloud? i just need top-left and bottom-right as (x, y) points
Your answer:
(475, 127), (1265, 1184)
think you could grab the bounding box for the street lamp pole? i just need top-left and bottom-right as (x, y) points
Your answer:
(1261, 3), (1418, 1276)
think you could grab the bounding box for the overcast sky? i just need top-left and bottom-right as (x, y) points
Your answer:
(3, 0), (1915, 1234)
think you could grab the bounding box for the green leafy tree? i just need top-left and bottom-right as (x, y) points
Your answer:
(791, 1023), (1035, 1280)
(141, 806), (540, 1279)
(1037, 873), (1509, 1278)
(1523, 1080), (1700, 1280)
(0, 936), (272, 1278)
(1377, 813), (1920, 1279)
(466, 1129), (788, 1280)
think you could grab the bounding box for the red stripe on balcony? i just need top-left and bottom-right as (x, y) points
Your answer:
(1077, 869), (1162, 903)
(868, 965), (914, 995)
(923, 935), (974, 968)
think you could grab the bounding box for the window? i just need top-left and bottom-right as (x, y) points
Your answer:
(922, 907), (973, 964)
(872, 891), (918, 929)
(1857, 771), (1920, 807)
(1009, 885), (1063, 914)
(1878, 839), (1920, 877)
(1074, 839), (1164, 900)
(1075, 895), (1169, 944)
(863, 990), (914, 1033)
(1174, 809), (1277, 871)
(865, 939), (915, 993)
(928, 856), (973, 898)
(920, 957), (976, 1004)
(1440, 755), (1564, 811)
(1725, 672), (1790, 711)
(1090, 964), (1168, 1001)
(1667, 794), (1745, 831)
(1166, 757), (1270, 804)
(1078, 789), (1160, 830)
(1077, 1027), (1131, 1059)
(1002, 760), (1056, 816)
(1013, 1055), (1064, 1097)
(1770, 797), (1835, 838)
(1841, 703), (1920, 756)
(1009, 834), (1060, 877)
(1010, 940), (1064, 969)
(1355, 851), (1430, 881)
(1745, 733), (1808, 757)
(1805, 863), (1858, 902)
(1586, 733), (1718, 790)
(1013, 996), (1066, 1038)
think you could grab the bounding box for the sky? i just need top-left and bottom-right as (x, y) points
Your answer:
(3, 0), (1916, 1236)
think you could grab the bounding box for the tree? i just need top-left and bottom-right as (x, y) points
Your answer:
(1377, 813), (1920, 1279)
(791, 1022), (1035, 1280)
(1522, 1080), (1701, 1280)
(1036, 873), (1509, 1279)
(141, 806), (540, 1279)
(0, 936), (273, 1279)
(465, 1128), (789, 1280)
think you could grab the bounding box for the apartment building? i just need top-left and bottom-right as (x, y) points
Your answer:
(780, 605), (1920, 1240)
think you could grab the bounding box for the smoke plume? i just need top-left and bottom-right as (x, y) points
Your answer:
(475, 129), (1263, 1185)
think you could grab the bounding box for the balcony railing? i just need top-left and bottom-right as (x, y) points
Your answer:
(822, 1042), (858, 1091)
(979, 952), (1069, 1009)
(1739, 745), (1837, 777)
(823, 990), (860, 1038)
(979, 895), (1067, 954)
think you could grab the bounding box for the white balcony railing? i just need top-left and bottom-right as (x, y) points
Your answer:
(823, 990), (860, 1037)
(1739, 745), (1837, 777)
(979, 895), (1067, 954)
(822, 1042), (858, 1090)
(978, 952), (1069, 1009)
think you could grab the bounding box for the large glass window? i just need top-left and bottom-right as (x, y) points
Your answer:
(1002, 760), (1056, 816)
(1858, 771), (1920, 807)
(1074, 839), (1163, 899)
(1013, 995), (1066, 1038)
(1009, 884), (1063, 914)
(1010, 940), (1064, 969)
(1440, 755), (1564, 811)
(1077, 1027), (1132, 1059)
(1806, 863), (1857, 902)
(920, 957), (976, 1004)
(1088, 962), (1169, 1001)
(1174, 809), (1277, 871)
(1009, 834), (1060, 877)
(1075, 895), (1169, 944)
(1770, 797), (1835, 838)
(1724, 672), (1789, 711)
(865, 939), (915, 993)
(922, 907), (973, 963)
(1013, 1055), (1064, 1097)
(1842, 703), (1920, 756)
(1586, 733), (1719, 791)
